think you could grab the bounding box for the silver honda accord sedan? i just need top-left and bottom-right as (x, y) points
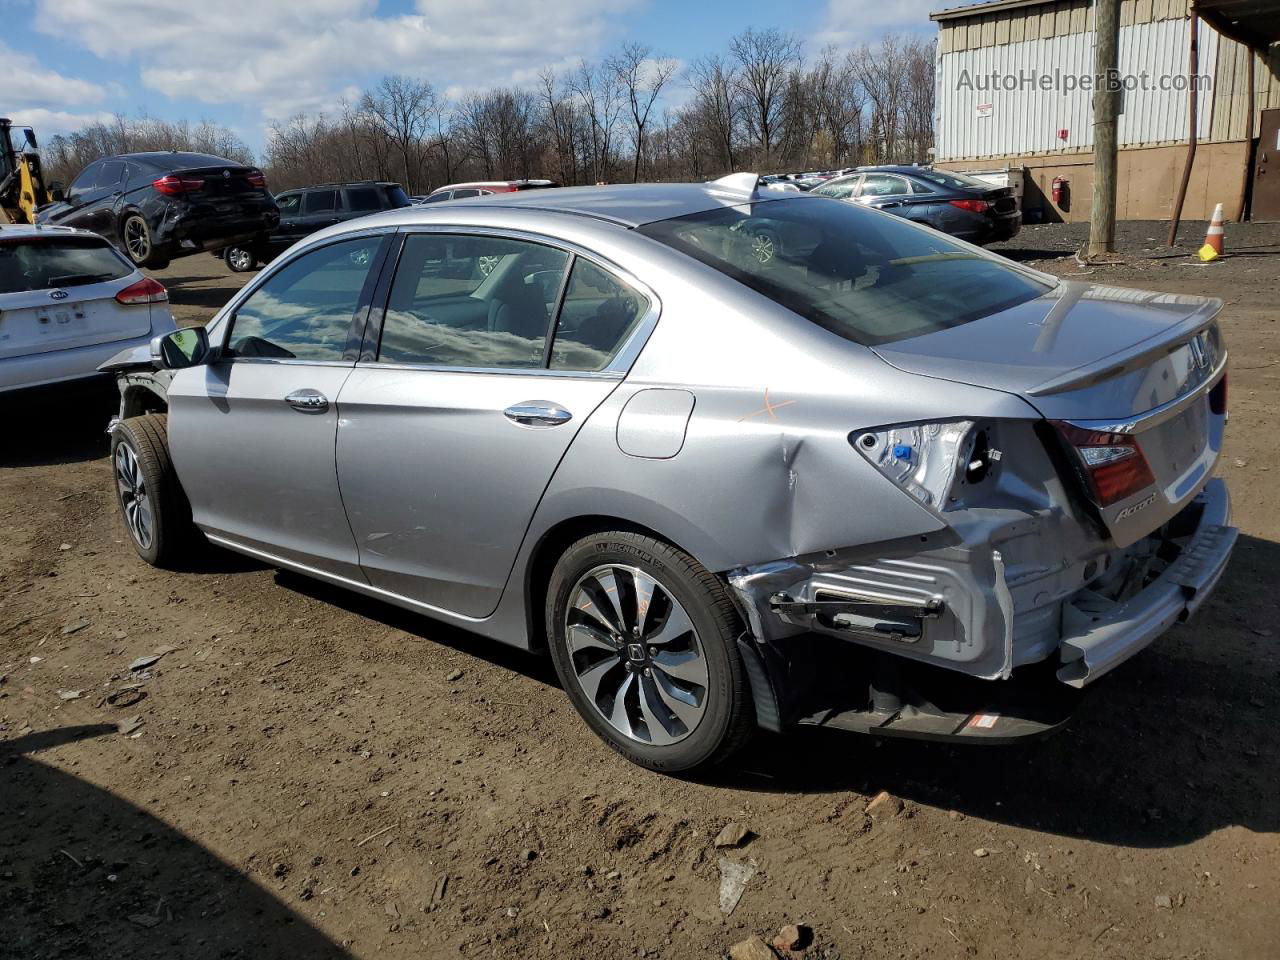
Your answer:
(102, 175), (1234, 772)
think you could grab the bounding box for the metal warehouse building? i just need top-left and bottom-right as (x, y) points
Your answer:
(931, 0), (1280, 222)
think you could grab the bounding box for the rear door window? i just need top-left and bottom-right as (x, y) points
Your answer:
(377, 234), (568, 368)
(345, 187), (382, 212)
(858, 174), (909, 197)
(304, 190), (338, 215)
(451, 189), (480, 199)
(0, 237), (132, 293)
(550, 260), (647, 371)
(224, 236), (383, 361)
(95, 161), (126, 190)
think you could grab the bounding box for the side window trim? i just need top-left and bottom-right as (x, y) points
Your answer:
(354, 225), (661, 378)
(214, 232), (394, 365)
(540, 253), (577, 368)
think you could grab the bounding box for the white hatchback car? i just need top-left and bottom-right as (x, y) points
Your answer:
(0, 225), (175, 394)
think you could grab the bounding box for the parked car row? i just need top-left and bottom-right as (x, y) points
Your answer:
(762, 165), (1021, 245)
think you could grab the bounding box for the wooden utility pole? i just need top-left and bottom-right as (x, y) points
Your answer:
(1168, 9), (1201, 245)
(1089, 0), (1121, 256)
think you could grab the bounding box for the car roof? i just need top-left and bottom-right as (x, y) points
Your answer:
(432, 182), (797, 228)
(298, 181), (401, 190)
(120, 152), (240, 166)
(0, 224), (103, 241)
(856, 165), (927, 175)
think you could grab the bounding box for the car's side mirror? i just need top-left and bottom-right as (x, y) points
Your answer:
(49, 185), (65, 203)
(152, 327), (212, 370)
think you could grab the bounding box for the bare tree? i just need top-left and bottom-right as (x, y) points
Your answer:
(569, 59), (623, 182)
(45, 114), (252, 186)
(689, 54), (740, 172)
(609, 42), (679, 182)
(360, 75), (437, 193)
(728, 28), (801, 163)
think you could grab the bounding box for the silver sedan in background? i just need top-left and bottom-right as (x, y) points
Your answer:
(102, 176), (1233, 772)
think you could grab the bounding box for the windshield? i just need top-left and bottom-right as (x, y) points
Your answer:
(637, 196), (1049, 346)
(0, 237), (132, 293)
(911, 169), (993, 191)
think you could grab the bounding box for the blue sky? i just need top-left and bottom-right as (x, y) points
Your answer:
(3, 0), (938, 157)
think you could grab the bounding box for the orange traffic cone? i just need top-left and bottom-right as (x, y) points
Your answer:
(1198, 203), (1225, 261)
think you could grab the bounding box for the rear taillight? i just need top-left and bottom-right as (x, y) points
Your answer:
(852, 419), (982, 511)
(152, 174), (204, 195)
(115, 277), (168, 304)
(1053, 422), (1155, 507)
(247, 169), (266, 189)
(1209, 373), (1228, 416)
(948, 199), (990, 213)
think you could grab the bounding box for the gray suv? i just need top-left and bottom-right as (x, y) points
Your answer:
(103, 177), (1234, 773)
(219, 181), (411, 272)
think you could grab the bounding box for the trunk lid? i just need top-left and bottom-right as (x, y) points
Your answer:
(0, 279), (153, 359)
(981, 187), (1018, 214)
(174, 164), (262, 198)
(874, 281), (1227, 546)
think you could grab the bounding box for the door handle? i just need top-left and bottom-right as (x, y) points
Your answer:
(503, 401), (572, 428)
(285, 389), (329, 413)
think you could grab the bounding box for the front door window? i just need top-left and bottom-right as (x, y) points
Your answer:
(224, 236), (383, 361)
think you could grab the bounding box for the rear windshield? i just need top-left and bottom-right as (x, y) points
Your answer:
(911, 169), (993, 190)
(383, 184), (411, 207)
(134, 153), (235, 171)
(637, 196), (1049, 346)
(0, 237), (132, 293)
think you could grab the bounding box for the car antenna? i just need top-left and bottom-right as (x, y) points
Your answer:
(709, 172), (760, 197)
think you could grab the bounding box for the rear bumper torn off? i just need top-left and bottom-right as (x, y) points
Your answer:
(1056, 477), (1236, 688)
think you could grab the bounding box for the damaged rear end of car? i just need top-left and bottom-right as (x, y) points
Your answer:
(637, 195), (1235, 743)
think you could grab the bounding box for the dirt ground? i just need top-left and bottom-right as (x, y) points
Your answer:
(2, 223), (1278, 960)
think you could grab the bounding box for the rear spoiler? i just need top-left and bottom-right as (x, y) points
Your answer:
(1027, 297), (1223, 397)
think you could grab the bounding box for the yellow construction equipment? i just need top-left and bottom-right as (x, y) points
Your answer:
(0, 118), (53, 225)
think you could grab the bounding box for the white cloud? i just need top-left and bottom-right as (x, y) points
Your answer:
(813, 0), (939, 46)
(34, 0), (641, 120)
(0, 38), (106, 110)
(5, 107), (117, 138)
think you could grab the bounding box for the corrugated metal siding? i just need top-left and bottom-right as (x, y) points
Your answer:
(939, 0), (1188, 53)
(936, 17), (1219, 160)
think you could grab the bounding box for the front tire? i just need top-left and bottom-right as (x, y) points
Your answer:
(546, 532), (755, 772)
(110, 414), (197, 568)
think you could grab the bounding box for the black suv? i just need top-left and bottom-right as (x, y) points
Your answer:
(219, 181), (411, 272)
(37, 152), (279, 270)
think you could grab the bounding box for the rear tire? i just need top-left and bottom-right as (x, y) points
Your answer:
(121, 214), (170, 269)
(224, 246), (256, 272)
(110, 414), (197, 568)
(546, 532), (755, 772)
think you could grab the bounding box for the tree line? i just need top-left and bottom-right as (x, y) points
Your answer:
(42, 29), (935, 194)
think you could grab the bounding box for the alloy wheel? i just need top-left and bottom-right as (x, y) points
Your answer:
(124, 217), (150, 262)
(228, 248), (253, 270)
(565, 565), (709, 746)
(114, 442), (153, 549)
(751, 232), (775, 264)
(477, 254), (500, 276)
